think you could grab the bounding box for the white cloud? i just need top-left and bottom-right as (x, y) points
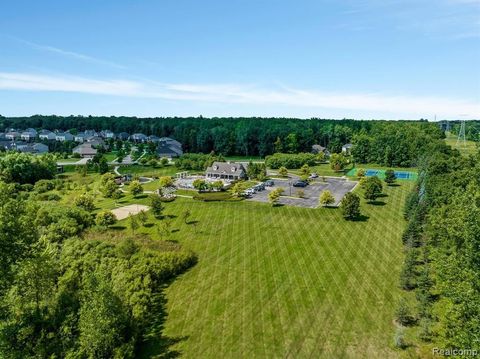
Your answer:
(0, 72), (478, 118)
(11, 37), (126, 69)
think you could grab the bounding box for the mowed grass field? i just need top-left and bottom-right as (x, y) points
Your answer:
(445, 131), (478, 156)
(131, 182), (413, 358)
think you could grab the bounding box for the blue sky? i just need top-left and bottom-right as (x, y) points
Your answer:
(0, 0), (479, 119)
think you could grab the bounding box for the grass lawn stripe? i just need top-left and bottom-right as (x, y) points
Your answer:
(144, 183), (415, 358)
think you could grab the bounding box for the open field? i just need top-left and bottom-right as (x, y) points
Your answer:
(51, 169), (412, 358)
(106, 182), (414, 358)
(444, 131), (478, 156)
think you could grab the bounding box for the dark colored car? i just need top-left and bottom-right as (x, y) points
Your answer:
(293, 180), (308, 187)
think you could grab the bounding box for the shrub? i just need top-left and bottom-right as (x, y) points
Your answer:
(74, 193), (95, 212)
(129, 180), (143, 197)
(95, 211), (117, 227)
(36, 193), (61, 201)
(340, 192), (361, 219)
(385, 169), (396, 185)
(393, 327), (407, 349)
(159, 176), (174, 188)
(362, 176), (383, 202)
(265, 153), (316, 169)
(320, 190), (335, 206)
(278, 166), (288, 177)
(20, 183), (34, 192)
(34, 179), (55, 193)
(395, 298), (414, 326)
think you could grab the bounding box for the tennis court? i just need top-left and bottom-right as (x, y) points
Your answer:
(348, 168), (417, 180)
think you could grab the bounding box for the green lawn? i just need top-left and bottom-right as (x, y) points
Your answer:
(124, 183), (412, 358)
(445, 131), (478, 156)
(104, 152), (118, 161)
(117, 164), (179, 177)
(54, 170), (411, 358)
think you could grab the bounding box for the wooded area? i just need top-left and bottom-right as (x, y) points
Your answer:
(398, 143), (479, 351)
(1, 116), (443, 166)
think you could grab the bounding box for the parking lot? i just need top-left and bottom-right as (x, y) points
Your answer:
(246, 176), (358, 208)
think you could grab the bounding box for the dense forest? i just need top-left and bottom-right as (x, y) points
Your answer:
(1, 115), (443, 167)
(398, 144), (480, 351)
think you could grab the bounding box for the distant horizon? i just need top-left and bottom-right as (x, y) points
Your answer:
(0, 114), (476, 122)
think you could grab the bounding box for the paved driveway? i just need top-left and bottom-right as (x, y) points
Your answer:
(246, 177), (357, 208)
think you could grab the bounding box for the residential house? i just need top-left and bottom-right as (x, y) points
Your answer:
(84, 130), (99, 137)
(72, 143), (98, 158)
(101, 130), (115, 139)
(39, 130), (56, 140)
(20, 128), (38, 142)
(4, 141), (28, 151)
(55, 132), (74, 142)
(0, 140), (11, 150)
(341, 143), (353, 154)
(148, 135), (160, 143)
(311, 144), (330, 156)
(205, 161), (246, 180)
(130, 133), (148, 142)
(19, 143), (49, 154)
(74, 133), (87, 143)
(156, 137), (183, 158)
(117, 132), (130, 140)
(86, 136), (105, 148)
(5, 131), (20, 140)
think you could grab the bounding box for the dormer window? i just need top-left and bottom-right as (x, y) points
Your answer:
(213, 165), (218, 170)
(231, 167), (236, 172)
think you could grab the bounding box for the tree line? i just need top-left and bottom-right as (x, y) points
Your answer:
(395, 144), (480, 350)
(1, 116), (442, 165)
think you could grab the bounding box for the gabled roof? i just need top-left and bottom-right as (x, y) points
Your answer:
(312, 144), (326, 153)
(157, 142), (183, 156)
(73, 143), (98, 155)
(131, 133), (147, 138)
(56, 132), (73, 138)
(159, 137), (182, 148)
(206, 161), (246, 176)
(117, 132), (130, 138)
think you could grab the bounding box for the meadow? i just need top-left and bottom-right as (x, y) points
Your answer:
(91, 181), (413, 358)
(444, 131), (478, 156)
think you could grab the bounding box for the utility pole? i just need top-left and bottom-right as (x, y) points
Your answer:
(456, 120), (467, 149)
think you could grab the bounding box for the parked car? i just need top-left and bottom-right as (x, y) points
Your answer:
(264, 180), (274, 186)
(293, 180), (308, 187)
(309, 173), (318, 179)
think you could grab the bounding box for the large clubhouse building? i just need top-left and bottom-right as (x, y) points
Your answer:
(205, 162), (247, 181)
